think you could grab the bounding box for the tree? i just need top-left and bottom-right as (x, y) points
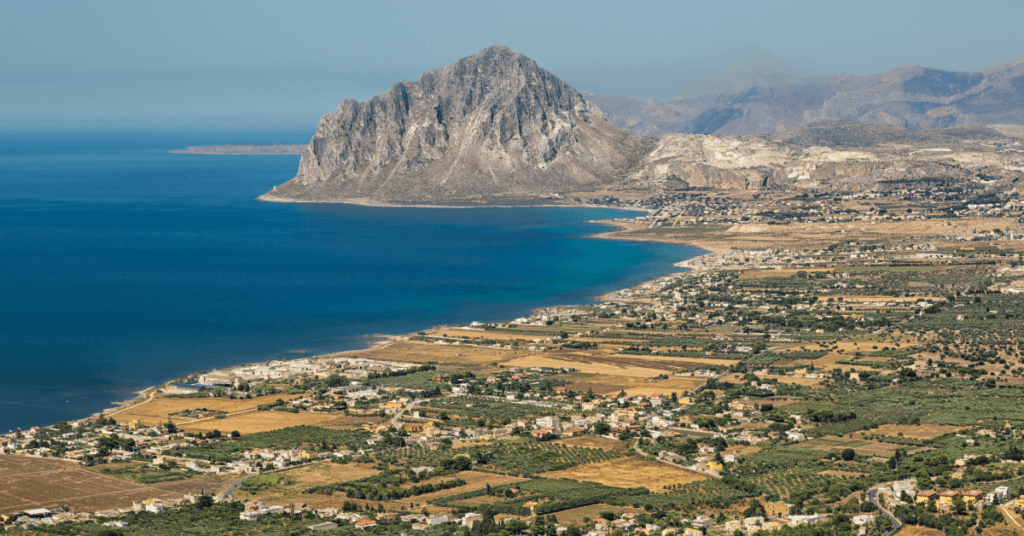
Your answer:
(196, 495), (214, 508)
(841, 448), (856, 461)
(743, 499), (766, 518)
(505, 519), (528, 533)
(887, 447), (909, 471)
(593, 422), (611, 435)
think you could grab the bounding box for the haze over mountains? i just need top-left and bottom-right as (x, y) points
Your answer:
(263, 46), (1024, 205)
(584, 56), (1024, 136)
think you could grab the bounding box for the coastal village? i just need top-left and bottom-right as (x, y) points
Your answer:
(4, 188), (1024, 536)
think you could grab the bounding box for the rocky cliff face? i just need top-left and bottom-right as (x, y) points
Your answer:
(262, 45), (650, 204)
(623, 119), (1024, 193)
(585, 56), (1024, 136)
(264, 47), (1023, 204)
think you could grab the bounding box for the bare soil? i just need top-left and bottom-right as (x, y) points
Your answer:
(539, 456), (707, 490)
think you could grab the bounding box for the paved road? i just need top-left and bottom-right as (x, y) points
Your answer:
(1000, 504), (1023, 530)
(633, 441), (722, 480)
(220, 473), (257, 499)
(390, 398), (421, 428)
(867, 489), (902, 536)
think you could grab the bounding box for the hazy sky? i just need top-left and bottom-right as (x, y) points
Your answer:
(3, 0), (1023, 128)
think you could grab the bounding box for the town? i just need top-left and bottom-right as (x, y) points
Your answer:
(3, 184), (1024, 536)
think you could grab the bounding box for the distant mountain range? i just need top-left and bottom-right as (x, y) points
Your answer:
(582, 56), (1024, 135)
(263, 46), (1024, 205)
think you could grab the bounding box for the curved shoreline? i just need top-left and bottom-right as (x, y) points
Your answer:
(83, 208), (704, 424)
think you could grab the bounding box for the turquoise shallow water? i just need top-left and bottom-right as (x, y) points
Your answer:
(0, 128), (703, 432)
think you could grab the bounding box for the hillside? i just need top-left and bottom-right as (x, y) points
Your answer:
(261, 45), (651, 205)
(585, 56), (1024, 135)
(263, 48), (1024, 205)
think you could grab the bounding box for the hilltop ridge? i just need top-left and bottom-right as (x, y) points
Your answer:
(585, 56), (1024, 135)
(263, 48), (1024, 206)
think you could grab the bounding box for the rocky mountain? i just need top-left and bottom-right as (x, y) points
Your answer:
(584, 56), (1024, 136)
(264, 47), (1024, 205)
(261, 45), (650, 205)
(623, 119), (1023, 196)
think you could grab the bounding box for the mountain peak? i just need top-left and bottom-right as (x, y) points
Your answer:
(459, 44), (527, 66)
(479, 43), (515, 54)
(262, 47), (645, 205)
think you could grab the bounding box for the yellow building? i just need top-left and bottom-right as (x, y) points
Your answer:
(765, 502), (792, 517)
(938, 491), (959, 507)
(1014, 496), (1024, 508)
(683, 528), (703, 536)
(962, 490), (983, 505)
(705, 461), (724, 472)
(916, 490), (936, 504)
(728, 401), (755, 411)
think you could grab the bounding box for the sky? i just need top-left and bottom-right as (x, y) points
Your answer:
(2, 0), (1023, 129)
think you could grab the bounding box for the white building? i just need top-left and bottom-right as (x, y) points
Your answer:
(536, 416), (561, 430)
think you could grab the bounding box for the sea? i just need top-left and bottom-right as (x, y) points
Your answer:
(0, 128), (703, 433)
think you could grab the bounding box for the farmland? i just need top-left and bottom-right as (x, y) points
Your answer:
(0, 455), (194, 515)
(398, 471), (526, 502)
(110, 393), (305, 429)
(539, 456), (708, 490)
(553, 435), (629, 452)
(232, 462), (381, 508)
(180, 410), (341, 435)
(863, 423), (965, 440)
(5, 182), (1024, 535)
(801, 437), (898, 458)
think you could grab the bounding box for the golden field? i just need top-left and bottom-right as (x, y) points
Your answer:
(540, 456), (707, 490)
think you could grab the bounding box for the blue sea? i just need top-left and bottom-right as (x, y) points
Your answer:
(0, 128), (703, 432)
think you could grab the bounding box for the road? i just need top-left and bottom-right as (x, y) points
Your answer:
(633, 440), (722, 480)
(688, 372), (728, 397)
(867, 488), (902, 536)
(220, 473), (257, 499)
(1001, 504), (1024, 530)
(105, 388), (160, 419)
(390, 398), (421, 428)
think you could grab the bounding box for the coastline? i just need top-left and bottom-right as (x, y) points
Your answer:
(257, 192), (650, 213)
(169, 144), (306, 155)
(93, 209), (706, 424)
